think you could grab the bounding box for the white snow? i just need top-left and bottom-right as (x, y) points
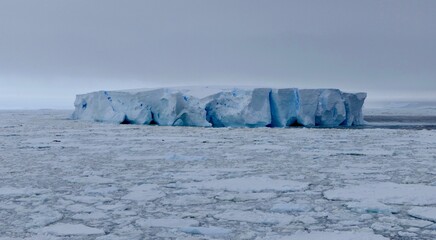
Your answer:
(72, 87), (366, 127)
(408, 207), (436, 222)
(40, 223), (105, 236)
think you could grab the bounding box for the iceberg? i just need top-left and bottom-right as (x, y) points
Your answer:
(269, 88), (299, 127)
(73, 89), (211, 127)
(204, 88), (271, 127)
(72, 87), (366, 127)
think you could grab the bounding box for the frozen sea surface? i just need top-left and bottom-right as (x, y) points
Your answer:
(1, 110), (436, 239)
(363, 101), (436, 130)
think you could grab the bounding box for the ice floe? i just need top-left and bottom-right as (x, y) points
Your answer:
(324, 182), (436, 205)
(286, 230), (388, 240)
(408, 207), (436, 222)
(40, 223), (105, 236)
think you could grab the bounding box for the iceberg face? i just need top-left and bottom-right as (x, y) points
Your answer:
(111, 91), (153, 125)
(135, 89), (211, 127)
(343, 92), (367, 126)
(72, 87), (366, 128)
(315, 89), (346, 127)
(73, 89), (210, 127)
(269, 88), (298, 127)
(73, 91), (155, 125)
(205, 88), (271, 127)
(73, 91), (134, 124)
(296, 89), (322, 127)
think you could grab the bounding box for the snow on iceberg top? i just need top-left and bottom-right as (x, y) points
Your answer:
(120, 86), (269, 99)
(72, 87), (366, 128)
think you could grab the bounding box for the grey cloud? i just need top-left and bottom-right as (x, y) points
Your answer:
(0, 0), (435, 108)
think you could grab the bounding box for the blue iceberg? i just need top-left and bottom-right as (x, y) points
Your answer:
(72, 87), (366, 127)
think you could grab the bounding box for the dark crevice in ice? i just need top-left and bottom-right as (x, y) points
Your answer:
(120, 115), (132, 124)
(149, 112), (158, 125)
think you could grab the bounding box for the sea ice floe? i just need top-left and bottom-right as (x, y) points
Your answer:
(214, 210), (296, 225)
(25, 207), (63, 228)
(71, 211), (109, 220)
(345, 201), (399, 214)
(285, 230), (388, 240)
(64, 175), (114, 184)
(185, 176), (309, 192)
(215, 192), (277, 201)
(63, 195), (112, 204)
(65, 204), (96, 213)
(160, 194), (215, 206)
(164, 154), (206, 161)
(323, 182), (436, 205)
(40, 223), (105, 236)
(180, 226), (231, 237)
(408, 207), (436, 222)
(271, 202), (313, 213)
(136, 218), (199, 228)
(0, 187), (49, 196)
(122, 184), (164, 202)
(377, 216), (433, 228)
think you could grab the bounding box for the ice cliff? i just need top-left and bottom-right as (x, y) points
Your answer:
(72, 87), (366, 127)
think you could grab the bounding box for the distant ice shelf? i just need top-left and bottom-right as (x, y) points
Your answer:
(72, 87), (366, 127)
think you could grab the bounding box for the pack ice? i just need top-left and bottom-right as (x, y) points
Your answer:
(72, 87), (366, 127)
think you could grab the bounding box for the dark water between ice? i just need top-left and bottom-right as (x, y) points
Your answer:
(362, 115), (436, 130)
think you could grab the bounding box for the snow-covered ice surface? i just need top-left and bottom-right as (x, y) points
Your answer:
(1, 110), (436, 239)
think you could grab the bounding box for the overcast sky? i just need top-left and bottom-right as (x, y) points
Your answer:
(1, 0), (435, 109)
